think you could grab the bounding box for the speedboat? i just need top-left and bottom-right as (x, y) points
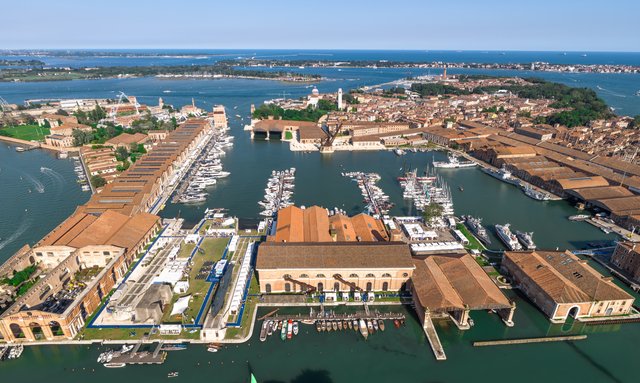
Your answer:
(292, 321), (299, 336)
(286, 320), (293, 340)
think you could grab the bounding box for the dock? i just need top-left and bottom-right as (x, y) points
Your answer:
(423, 316), (446, 360)
(473, 335), (587, 347)
(265, 310), (405, 323)
(108, 343), (167, 365)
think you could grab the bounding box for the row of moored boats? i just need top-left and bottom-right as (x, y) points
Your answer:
(0, 344), (24, 361)
(174, 131), (233, 204)
(315, 317), (404, 340)
(258, 168), (296, 217)
(463, 216), (536, 251)
(260, 319), (299, 341)
(342, 172), (393, 216)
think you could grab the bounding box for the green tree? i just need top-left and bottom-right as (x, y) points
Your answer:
(90, 175), (107, 188)
(115, 146), (129, 161)
(422, 204), (444, 223)
(72, 128), (93, 146)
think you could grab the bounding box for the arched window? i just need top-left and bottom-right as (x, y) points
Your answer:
(402, 273), (409, 278)
(334, 274), (342, 279)
(284, 283), (291, 292)
(299, 274), (309, 278)
(265, 283), (272, 293)
(349, 273), (359, 278)
(30, 323), (44, 340)
(366, 282), (373, 291)
(365, 273), (375, 278)
(317, 282), (324, 292)
(49, 321), (63, 337)
(316, 273), (326, 278)
(382, 273), (392, 278)
(10, 323), (24, 339)
(382, 282), (389, 291)
(283, 274), (292, 279)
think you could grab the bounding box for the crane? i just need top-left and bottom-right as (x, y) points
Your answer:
(109, 91), (140, 118)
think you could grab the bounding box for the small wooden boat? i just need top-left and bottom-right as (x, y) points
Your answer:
(316, 321), (322, 332)
(378, 320), (385, 332)
(332, 321), (338, 331)
(278, 321), (283, 330)
(348, 321), (353, 330)
(343, 320), (348, 330)
(373, 320), (379, 332)
(353, 319), (359, 331)
(367, 320), (374, 334)
(393, 319), (400, 328)
(338, 321), (343, 331)
(293, 321), (299, 336)
(322, 321), (327, 332)
(272, 320), (278, 333)
(207, 343), (221, 353)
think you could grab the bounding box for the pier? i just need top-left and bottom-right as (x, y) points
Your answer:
(473, 335), (587, 347)
(342, 172), (393, 215)
(423, 315), (446, 360)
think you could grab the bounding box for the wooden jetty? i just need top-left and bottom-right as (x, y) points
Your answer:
(109, 342), (167, 365)
(473, 335), (587, 347)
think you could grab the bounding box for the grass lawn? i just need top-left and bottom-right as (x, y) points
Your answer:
(0, 124), (50, 141)
(177, 243), (196, 258)
(456, 223), (485, 251)
(162, 238), (229, 324)
(225, 273), (260, 340)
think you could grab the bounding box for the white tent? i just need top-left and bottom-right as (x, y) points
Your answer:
(170, 295), (191, 317)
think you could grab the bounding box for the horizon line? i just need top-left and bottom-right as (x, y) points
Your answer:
(1, 48), (640, 54)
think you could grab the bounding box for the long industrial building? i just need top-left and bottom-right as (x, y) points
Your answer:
(0, 118), (213, 342)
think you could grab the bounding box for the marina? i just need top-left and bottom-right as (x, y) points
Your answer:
(342, 171), (393, 216)
(397, 169), (435, 211)
(258, 167), (296, 217)
(261, 309), (406, 341)
(172, 128), (233, 204)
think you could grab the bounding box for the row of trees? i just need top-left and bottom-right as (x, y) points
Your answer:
(252, 99), (338, 122)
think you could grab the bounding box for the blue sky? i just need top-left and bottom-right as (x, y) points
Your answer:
(1, 0), (638, 51)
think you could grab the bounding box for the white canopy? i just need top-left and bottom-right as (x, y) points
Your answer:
(170, 295), (191, 316)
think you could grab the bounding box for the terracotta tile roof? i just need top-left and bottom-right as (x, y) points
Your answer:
(504, 251), (632, 303)
(40, 210), (159, 251)
(256, 242), (415, 270)
(105, 132), (148, 146)
(412, 254), (511, 312)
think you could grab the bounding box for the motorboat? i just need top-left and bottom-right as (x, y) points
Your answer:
(359, 319), (369, 340)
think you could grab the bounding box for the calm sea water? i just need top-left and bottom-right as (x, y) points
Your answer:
(0, 51), (639, 382)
